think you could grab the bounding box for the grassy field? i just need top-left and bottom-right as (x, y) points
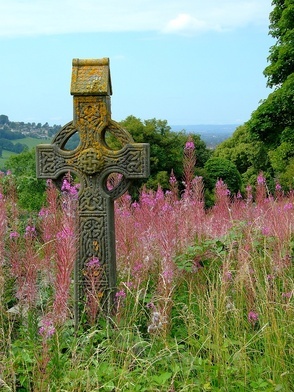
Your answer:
(0, 164), (293, 391)
(0, 137), (51, 169)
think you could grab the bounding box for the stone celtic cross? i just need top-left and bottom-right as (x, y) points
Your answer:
(36, 58), (150, 326)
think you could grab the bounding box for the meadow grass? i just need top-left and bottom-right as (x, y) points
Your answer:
(0, 146), (293, 391)
(0, 138), (51, 169)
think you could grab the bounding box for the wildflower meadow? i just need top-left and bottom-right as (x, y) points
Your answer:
(0, 141), (293, 391)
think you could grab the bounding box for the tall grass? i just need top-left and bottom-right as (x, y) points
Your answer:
(0, 144), (293, 391)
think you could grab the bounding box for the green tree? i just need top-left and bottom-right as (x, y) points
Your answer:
(0, 114), (9, 125)
(5, 149), (46, 211)
(212, 1), (294, 191)
(247, 73), (294, 145)
(120, 116), (211, 192)
(213, 125), (269, 185)
(263, 0), (294, 88)
(204, 157), (242, 194)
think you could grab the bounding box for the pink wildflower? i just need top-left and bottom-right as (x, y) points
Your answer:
(25, 225), (36, 235)
(223, 271), (233, 282)
(115, 290), (126, 299)
(236, 191), (242, 199)
(39, 319), (55, 339)
(169, 171), (177, 185)
(10, 231), (19, 239)
(282, 291), (293, 299)
(61, 177), (79, 198)
(262, 226), (270, 236)
(86, 257), (100, 268)
(248, 311), (259, 325)
(38, 207), (48, 217)
(257, 173), (266, 185)
(56, 226), (74, 240)
(185, 140), (195, 150)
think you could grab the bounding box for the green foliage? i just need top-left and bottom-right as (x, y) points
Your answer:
(1, 181), (294, 390)
(264, 0), (294, 88)
(269, 141), (294, 172)
(212, 1), (294, 189)
(4, 149), (46, 211)
(0, 114), (9, 125)
(278, 157), (294, 189)
(0, 138), (28, 154)
(214, 125), (269, 178)
(247, 74), (294, 145)
(203, 157), (242, 193)
(0, 128), (25, 140)
(120, 116), (211, 191)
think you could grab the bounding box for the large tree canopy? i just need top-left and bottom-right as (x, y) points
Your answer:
(214, 0), (294, 191)
(264, 0), (294, 88)
(120, 116), (211, 190)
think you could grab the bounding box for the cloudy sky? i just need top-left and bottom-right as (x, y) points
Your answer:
(0, 0), (273, 126)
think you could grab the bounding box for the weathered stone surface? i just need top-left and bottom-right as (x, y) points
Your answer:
(36, 58), (150, 326)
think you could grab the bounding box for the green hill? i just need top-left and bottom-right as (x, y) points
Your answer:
(0, 137), (52, 169)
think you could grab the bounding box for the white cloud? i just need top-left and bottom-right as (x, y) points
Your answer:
(0, 0), (272, 38)
(163, 14), (210, 34)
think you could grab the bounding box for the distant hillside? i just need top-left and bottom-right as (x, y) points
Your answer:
(0, 114), (61, 139)
(0, 114), (60, 168)
(171, 124), (239, 148)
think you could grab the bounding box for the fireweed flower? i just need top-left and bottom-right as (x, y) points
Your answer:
(248, 311), (259, 325)
(39, 319), (55, 339)
(61, 178), (79, 198)
(262, 226), (271, 236)
(223, 270), (233, 282)
(283, 202), (293, 211)
(38, 207), (49, 218)
(9, 231), (19, 239)
(131, 201), (140, 209)
(185, 140), (195, 150)
(25, 225), (36, 235)
(169, 171), (177, 185)
(146, 302), (156, 310)
(282, 291), (293, 299)
(115, 290), (126, 299)
(56, 226), (74, 240)
(246, 184), (253, 201)
(257, 173), (266, 185)
(86, 257), (100, 268)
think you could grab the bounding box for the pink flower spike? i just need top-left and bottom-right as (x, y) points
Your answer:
(39, 319), (55, 339)
(115, 290), (126, 299)
(248, 311), (259, 324)
(257, 173), (266, 185)
(86, 257), (100, 267)
(10, 231), (19, 239)
(282, 291), (293, 299)
(26, 225), (36, 233)
(185, 140), (195, 150)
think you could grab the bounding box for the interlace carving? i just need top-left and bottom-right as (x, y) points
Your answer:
(36, 58), (149, 326)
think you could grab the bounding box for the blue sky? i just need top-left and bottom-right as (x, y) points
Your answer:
(0, 0), (273, 126)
